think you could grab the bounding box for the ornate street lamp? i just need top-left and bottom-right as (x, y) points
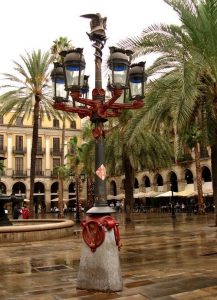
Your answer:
(51, 13), (147, 292)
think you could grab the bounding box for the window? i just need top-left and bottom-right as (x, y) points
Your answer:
(53, 137), (60, 155)
(0, 135), (4, 150)
(15, 136), (23, 151)
(37, 137), (42, 153)
(0, 116), (3, 125)
(70, 121), (76, 129)
(15, 157), (23, 173)
(35, 158), (42, 175)
(53, 158), (60, 170)
(53, 119), (59, 128)
(15, 117), (23, 126)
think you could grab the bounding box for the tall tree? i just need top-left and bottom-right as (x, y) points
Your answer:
(106, 110), (173, 221)
(119, 0), (217, 223)
(50, 36), (73, 217)
(0, 50), (61, 213)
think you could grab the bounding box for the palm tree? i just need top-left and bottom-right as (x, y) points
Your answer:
(50, 37), (73, 62)
(119, 0), (217, 223)
(50, 37), (73, 217)
(81, 122), (95, 209)
(67, 136), (83, 223)
(0, 50), (61, 213)
(106, 110), (173, 221)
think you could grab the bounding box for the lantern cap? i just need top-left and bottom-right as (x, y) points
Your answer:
(51, 62), (64, 77)
(108, 47), (133, 63)
(64, 48), (85, 64)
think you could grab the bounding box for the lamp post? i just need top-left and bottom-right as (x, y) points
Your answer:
(170, 182), (176, 219)
(51, 13), (147, 292)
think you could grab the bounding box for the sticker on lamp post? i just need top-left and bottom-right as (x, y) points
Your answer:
(96, 164), (106, 180)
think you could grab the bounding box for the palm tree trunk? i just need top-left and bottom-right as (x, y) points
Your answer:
(194, 143), (204, 213)
(29, 96), (40, 215)
(87, 176), (95, 209)
(211, 142), (217, 226)
(123, 153), (134, 222)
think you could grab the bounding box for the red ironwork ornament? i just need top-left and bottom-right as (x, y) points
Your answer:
(53, 88), (144, 139)
(81, 215), (121, 252)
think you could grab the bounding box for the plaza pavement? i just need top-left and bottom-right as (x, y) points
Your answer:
(0, 212), (217, 299)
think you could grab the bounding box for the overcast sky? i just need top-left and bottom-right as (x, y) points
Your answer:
(0, 0), (179, 89)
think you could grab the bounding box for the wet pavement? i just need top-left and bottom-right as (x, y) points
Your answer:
(0, 212), (217, 299)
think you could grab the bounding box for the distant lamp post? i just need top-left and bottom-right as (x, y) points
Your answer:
(51, 13), (147, 292)
(170, 182), (176, 219)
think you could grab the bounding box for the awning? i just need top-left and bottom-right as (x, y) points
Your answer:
(176, 190), (196, 197)
(107, 195), (115, 200)
(133, 192), (147, 198)
(107, 194), (125, 200)
(143, 191), (161, 197)
(155, 191), (179, 197)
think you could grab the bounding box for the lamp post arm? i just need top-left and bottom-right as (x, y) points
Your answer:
(109, 100), (144, 110)
(53, 103), (92, 118)
(103, 89), (123, 108)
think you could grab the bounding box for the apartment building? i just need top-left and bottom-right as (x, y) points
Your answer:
(0, 112), (84, 211)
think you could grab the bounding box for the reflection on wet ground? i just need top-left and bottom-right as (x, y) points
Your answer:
(0, 213), (217, 299)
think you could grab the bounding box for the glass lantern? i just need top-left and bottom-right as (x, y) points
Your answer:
(129, 62), (148, 100)
(63, 48), (86, 92)
(51, 63), (68, 102)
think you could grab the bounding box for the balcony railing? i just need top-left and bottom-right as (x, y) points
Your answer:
(13, 147), (27, 155)
(51, 171), (58, 178)
(35, 170), (44, 176)
(12, 170), (27, 177)
(50, 148), (61, 156)
(36, 148), (45, 155)
(0, 146), (7, 154)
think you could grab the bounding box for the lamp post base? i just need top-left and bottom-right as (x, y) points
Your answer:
(77, 215), (123, 292)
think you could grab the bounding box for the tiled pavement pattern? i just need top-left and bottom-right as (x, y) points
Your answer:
(0, 213), (217, 299)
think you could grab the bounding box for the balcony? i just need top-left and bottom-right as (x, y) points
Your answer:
(51, 171), (58, 178)
(12, 170), (27, 177)
(13, 147), (26, 155)
(35, 170), (44, 177)
(50, 148), (61, 156)
(36, 148), (45, 156)
(0, 146), (7, 154)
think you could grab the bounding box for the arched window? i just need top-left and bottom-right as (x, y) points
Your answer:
(169, 172), (178, 192)
(202, 166), (212, 182)
(185, 169), (194, 184)
(12, 181), (26, 195)
(143, 176), (150, 188)
(156, 174), (163, 186)
(110, 180), (117, 195)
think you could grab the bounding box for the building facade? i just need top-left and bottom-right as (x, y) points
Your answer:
(107, 150), (213, 205)
(0, 113), (86, 211)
